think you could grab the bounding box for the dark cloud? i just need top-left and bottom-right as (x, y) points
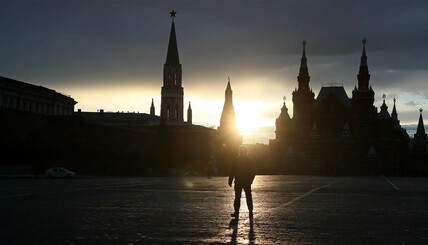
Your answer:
(0, 0), (427, 128)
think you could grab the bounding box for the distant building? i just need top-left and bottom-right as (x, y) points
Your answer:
(216, 78), (242, 174)
(76, 110), (158, 129)
(270, 40), (409, 175)
(0, 76), (77, 115)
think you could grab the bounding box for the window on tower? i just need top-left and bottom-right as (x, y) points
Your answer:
(167, 108), (170, 119)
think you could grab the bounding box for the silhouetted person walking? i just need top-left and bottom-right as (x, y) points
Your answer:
(229, 145), (256, 219)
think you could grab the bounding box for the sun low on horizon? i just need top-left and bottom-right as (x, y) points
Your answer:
(234, 99), (275, 137)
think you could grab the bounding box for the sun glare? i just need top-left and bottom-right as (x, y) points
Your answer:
(235, 100), (274, 136)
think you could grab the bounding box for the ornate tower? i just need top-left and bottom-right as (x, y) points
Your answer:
(352, 38), (375, 113)
(218, 78), (238, 135)
(292, 41), (315, 120)
(217, 78), (242, 174)
(160, 10), (184, 123)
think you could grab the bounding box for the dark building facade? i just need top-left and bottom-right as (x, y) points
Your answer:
(270, 40), (409, 175)
(0, 76), (77, 115)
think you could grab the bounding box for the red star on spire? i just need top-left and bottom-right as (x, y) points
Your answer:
(169, 10), (176, 18)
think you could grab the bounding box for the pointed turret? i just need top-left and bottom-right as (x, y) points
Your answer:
(225, 77), (232, 103)
(150, 98), (155, 117)
(292, 41), (315, 120)
(275, 98), (291, 140)
(297, 40), (310, 91)
(357, 38), (371, 90)
(278, 102), (291, 121)
(187, 101), (192, 125)
(378, 94), (390, 120)
(413, 108), (427, 152)
(416, 108), (426, 136)
(166, 13), (179, 65)
(360, 39), (367, 67)
(219, 78), (237, 130)
(391, 98), (398, 120)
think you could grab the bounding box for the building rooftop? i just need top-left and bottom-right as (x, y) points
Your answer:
(314, 86), (352, 108)
(0, 76), (76, 103)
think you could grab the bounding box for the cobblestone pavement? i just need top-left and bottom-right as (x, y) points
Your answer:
(1, 175), (428, 244)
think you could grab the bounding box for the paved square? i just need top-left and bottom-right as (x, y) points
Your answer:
(1, 176), (428, 244)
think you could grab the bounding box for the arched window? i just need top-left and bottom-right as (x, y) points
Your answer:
(167, 108), (170, 119)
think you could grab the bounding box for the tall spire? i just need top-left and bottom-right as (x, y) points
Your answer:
(357, 38), (370, 90)
(225, 77), (232, 103)
(161, 10), (184, 123)
(166, 10), (180, 65)
(360, 38), (368, 67)
(416, 108), (426, 136)
(297, 40), (310, 91)
(391, 98), (398, 121)
(219, 78), (237, 131)
(301, 40), (307, 68)
(226, 77), (231, 91)
(150, 98), (155, 117)
(414, 108), (427, 152)
(187, 101), (192, 125)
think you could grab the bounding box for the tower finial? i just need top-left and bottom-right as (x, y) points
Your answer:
(360, 38), (368, 66)
(169, 9), (176, 19)
(420, 108), (424, 114)
(357, 37), (370, 91)
(300, 40), (307, 68)
(382, 93), (386, 102)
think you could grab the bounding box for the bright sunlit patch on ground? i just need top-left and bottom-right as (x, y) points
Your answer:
(234, 100), (275, 136)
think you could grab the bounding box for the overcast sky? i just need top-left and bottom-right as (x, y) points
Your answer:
(1, 0), (427, 143)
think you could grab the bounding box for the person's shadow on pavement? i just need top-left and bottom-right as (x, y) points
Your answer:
(228, 217), (256, 245)
(249, 217), (256, 245)
(228, 218), (238, 245)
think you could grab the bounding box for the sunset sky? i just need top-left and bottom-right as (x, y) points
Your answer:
(1, 1), (427, 143)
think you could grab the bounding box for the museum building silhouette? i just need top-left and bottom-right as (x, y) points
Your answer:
(270, 40), (410, 175)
